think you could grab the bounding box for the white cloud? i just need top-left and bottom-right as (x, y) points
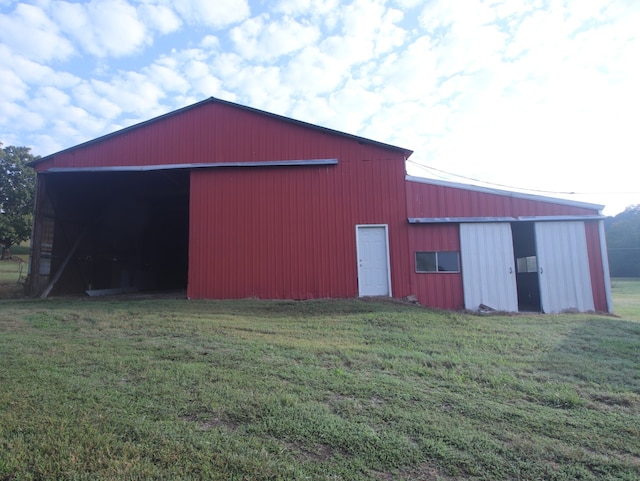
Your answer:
(52, 0), (148, 57)
(274, 0), (340, 18)
(73, 83), (122, 119)
(0, 103), (46, 133)
(374, 7), (406, 55)
(170, 0), (250, 28)
(138, 3), (182, 34)
(211, 52), (246, 80)
(143, 58), (191, 93)
(327, 0), (400, 65)
(0, 3), (75, 62)
(325, 82), (383, 134)
(391, 0), (423, 8)
(227, 64), (291, 114)
(201, 35), (221, 50)
(282, 45), (347, 95)
(289, 96), (335, 127)
(32, 86), (71, 112)
(230, 14), (321, 60)
(0, 68), (27, 103)
(90, 73), (166, 117)
(153, 47), (239, 99)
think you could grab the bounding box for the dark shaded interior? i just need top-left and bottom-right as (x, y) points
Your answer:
(511, 221), (541, 312)
(44, 170), (190, 296)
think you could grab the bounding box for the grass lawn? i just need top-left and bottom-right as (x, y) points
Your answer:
(0, 283), (639, 479)
(0, 243), (29, 299)
(610, 278), (640, 321)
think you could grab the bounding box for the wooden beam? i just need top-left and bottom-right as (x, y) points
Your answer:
(28, 175), (47, 296)
(39, 228), (86, 299)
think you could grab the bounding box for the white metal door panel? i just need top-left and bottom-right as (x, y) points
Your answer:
(535, 221), (595, 313)
(356, 225), (391, 296)
(460, 223), (518, 312)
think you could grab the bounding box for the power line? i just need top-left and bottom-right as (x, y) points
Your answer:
(406, 160), (640, 196)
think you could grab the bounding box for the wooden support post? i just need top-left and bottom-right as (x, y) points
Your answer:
(40, 229), (86, 299)
(28, 174), (46, 296)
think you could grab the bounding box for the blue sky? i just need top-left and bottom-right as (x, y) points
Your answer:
(1, 0), (638, 215)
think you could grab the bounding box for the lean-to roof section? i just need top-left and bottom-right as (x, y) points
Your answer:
(406, 175), (604, 220)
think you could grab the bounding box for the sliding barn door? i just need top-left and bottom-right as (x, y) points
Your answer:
(535, 221), (594, 313)
(460, 223), (518, 312)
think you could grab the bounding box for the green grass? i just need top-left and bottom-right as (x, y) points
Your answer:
(611, 278), (640, 320)
(0, 285), (639, 480)
(0, 243), (28, 298)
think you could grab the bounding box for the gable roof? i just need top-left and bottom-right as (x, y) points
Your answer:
(28, 97), (413, 168)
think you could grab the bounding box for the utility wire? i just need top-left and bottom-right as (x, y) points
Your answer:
(407, 160), (640, 196)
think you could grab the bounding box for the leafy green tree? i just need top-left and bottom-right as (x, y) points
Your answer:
(0, 143), (37, 259)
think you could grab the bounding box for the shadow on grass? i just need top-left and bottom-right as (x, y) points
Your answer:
(552, 318), (639, 387)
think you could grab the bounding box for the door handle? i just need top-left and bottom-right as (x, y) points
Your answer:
(540, 267), (544, 274)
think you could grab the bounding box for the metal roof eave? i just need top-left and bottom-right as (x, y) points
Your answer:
(406, 175), (605, 212)
(40, 159), (339, 173)
(408, 215), (605, 224)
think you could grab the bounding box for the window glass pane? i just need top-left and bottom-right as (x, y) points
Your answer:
(416, 252), (436, 272)
(437, 252), (460, 272)
(517, 257), (528, 273)
(39, 257), (51, 275)
(517, 256), (538, 273)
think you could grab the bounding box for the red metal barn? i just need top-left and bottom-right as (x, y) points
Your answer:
(27, 98), (612, 313)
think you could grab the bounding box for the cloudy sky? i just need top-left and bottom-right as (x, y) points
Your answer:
(1, 0), (638, 215)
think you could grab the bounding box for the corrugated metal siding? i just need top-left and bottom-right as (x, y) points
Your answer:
(181, 105), (416, 299)
(460, 223), (519, 311)
(188, 154), (411, 300)
(407, 224), (463, 309)
(405, 180), (608, 312)
(535, 221), (595, 313)
(584, 220), (608, 312)
(406, 181), (600, 218)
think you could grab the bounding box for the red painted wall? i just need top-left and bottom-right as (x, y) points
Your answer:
(406, 179), (599, 218)
(407, 224), (464, 309)
(182, 102), (412, 300)
(585, 220), (609, 312)
(188, 160), (411, 300)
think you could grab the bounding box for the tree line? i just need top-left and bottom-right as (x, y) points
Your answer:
(605, 204), (640, 277)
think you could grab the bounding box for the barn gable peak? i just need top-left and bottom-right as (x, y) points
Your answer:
(29, 97), (413, 168)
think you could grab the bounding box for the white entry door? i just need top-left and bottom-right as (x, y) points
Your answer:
(356, 225), (391, 296)
(460, 223), (518, 312)
(535, 221), (595, 313)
